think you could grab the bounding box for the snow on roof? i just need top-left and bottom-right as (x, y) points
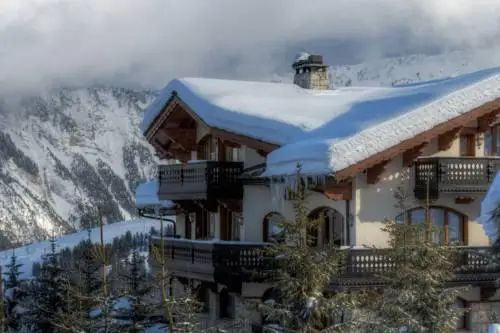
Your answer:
(140, 77), (391, 145)
(295, 52), (311, 62)
(265, 67), (500, 176)
(135, 180), (174, 209)
(142, 66), (500, 176)
(479, 172), (500, 241)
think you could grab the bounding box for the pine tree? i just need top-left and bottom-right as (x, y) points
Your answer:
(3, 250), (26, 333)
(58, 233), (102, 333)
(90, 207), (115, 333)
(258, 166), (361, 333)
(28, 235), (72, 333)
(362, 179), (468, 333)
(115, 250), (154, 333)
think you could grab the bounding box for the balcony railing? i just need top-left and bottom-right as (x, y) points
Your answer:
(414, 157), (500, 199)
(150, 238), (500, 288)
(157, 161), (244, 201)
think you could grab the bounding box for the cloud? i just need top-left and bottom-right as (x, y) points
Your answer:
(0, 0), (500, 93)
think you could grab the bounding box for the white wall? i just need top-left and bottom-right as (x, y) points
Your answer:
(242, 128), (491, 247)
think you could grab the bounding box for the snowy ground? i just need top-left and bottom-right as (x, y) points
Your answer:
(0, 218), (168, 279)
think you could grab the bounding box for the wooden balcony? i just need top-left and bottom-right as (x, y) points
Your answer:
(150, 238), (500, 291)
(157, 161), (244, 201)
(414, 157), (500, 200)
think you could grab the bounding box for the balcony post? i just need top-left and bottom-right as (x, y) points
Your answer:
(208, 288), (220, 325)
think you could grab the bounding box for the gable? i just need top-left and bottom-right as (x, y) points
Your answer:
(145, 95), (278, 160)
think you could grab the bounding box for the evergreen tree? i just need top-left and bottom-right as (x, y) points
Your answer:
(58, 233), (103, 333)
(28, 235), (71, 333)
(3, 250), (25, 333)
(258, 166), (361, 333)
(362, 181), (468, 333)
(115, 250), (154, 333)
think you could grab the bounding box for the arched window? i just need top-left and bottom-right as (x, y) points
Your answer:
(308, 207), (346, 247)
(263, 213), (285, 243)
(395, 207), (466, 244)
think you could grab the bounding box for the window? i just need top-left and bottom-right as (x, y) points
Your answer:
(459, 134), (475, 157)
(263, 213), (285, 243)
(485, 125), (500, 156)
(308, 207), (347, 247)
(197, 136), (219, 161)
(225, 146), (242, 162)
(231, 212), (242, 241)
(209, 213), (216, 238)
(395, 207), (466, 244)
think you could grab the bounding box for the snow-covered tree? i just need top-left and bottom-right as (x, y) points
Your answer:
(362, 181), (468, 333)
(56, 234), (103, 333)
(115, 250), (154, 333)
(3, 250), (26, 333)
(258, 166), (361, 333)
(28, 235), (72, 333)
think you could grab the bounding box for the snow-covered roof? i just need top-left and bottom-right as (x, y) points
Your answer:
(265, 67), (500, 176)
(295, 52), (311, 62)
(142, 66), (500, 177)
(135, 180), (174, 209)
(141, 77), (391, 145)
(479, 172), (500, 241)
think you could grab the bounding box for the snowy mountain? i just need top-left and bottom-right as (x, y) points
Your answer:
(0, 88), (159, 246)
(332, 46), (500, 87)
(2, 45), (500, 247)
(274, 46), (500, 87)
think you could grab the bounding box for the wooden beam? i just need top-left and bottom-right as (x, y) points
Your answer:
(477, 110), (500, 132)
(366, 161), (390, 185)
(438, 127), (462, 151)
(324, 180), (352, 200)
(211, 128), (279, 154)
(170, 148), (190, 163)
(257, 149), (268, 157)
(402, 143), (427, 167)
(455, 197), (474, 205)
(157, 128), (196, 151)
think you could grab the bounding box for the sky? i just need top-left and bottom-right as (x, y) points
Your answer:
(1, 0), (500, 93)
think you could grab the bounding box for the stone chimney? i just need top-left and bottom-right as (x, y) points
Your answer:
(292, 52), (330, 90)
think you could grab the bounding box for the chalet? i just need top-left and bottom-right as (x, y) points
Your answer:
(136, 52), (500, 332)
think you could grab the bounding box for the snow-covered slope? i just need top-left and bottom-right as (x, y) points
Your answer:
(0, 218), (162, 279)
(272, 46), (500, 88)
(333, 46), (500, 87)
(0, 88), (159, 245)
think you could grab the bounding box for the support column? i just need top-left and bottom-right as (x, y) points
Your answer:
(208, 289), (220, 325)
(213, 211), (221, 239)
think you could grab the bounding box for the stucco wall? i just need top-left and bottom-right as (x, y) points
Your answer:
(242, 132), (491, 247)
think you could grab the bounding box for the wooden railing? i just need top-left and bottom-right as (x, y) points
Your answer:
(414, 157), (500, 199)
(150, 238), (500, 287)
(157, 161), (244, 201)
